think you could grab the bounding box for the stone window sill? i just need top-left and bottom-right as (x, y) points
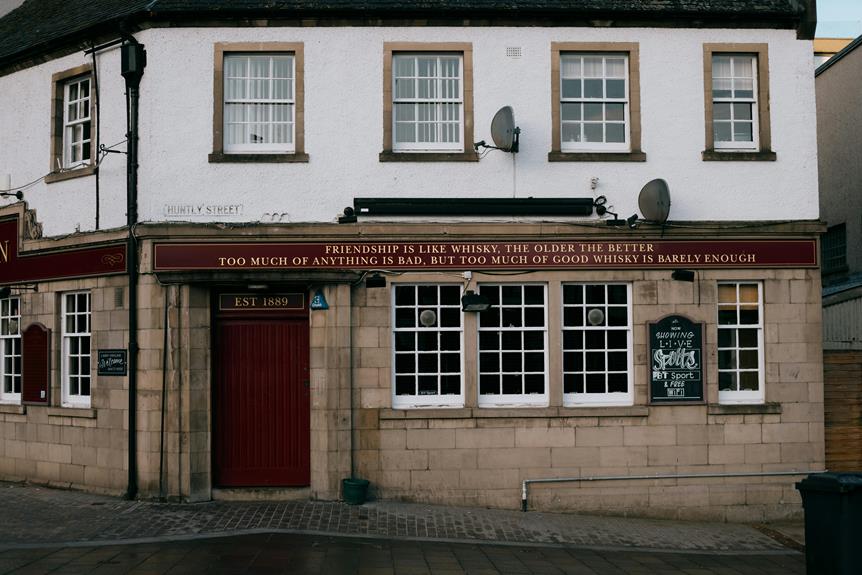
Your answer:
(708, 403), (781, 415)
(0, 404), (25, 415)
(380, 405), (648, 420)
(548, 151), (647, 162)
(701, 150), (776, 161)
(45, 165), (96, 184)
(208, 152), (309, 163)
(379, 151), (479, 162)
(47, 407), (96, 419)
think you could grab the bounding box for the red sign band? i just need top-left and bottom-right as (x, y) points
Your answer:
(0, 219), (127, 284)
(154, 239), (817, 271)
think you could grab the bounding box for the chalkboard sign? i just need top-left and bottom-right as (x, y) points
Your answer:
(98, 349), (128, 376)
(649, 315), (704, 403)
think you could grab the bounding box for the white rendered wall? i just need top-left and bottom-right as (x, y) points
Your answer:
(0, 46), (129, 236)
(0, 26), (818, 236)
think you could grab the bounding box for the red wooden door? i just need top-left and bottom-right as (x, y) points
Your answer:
(214, 315), (310, 486)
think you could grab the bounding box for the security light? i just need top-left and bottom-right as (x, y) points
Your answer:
(672, 269), (695, 282)
(366, 273), (386, 288)
(461, 290), (491, 312)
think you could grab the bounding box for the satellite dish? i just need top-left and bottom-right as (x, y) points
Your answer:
(490, 106), (520, 153)
(638, 179), (671, 224)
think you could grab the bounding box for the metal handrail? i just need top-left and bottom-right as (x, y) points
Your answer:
(521, 469), (826, 512)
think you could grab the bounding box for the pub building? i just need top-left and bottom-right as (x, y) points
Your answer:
(0, 0), (823, 521)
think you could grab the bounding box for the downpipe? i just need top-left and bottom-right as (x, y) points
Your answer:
(121, 37), (146, 501)
(521, 469), (826, 512)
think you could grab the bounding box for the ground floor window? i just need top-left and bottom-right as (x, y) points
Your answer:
(0, 297), (21, 403)
(62, 291), (91, 408)
(562, 283), (633, 406)
(392, 284), (463, 408)
(718, 282), (764, 404)
(478, 284), (548, 407)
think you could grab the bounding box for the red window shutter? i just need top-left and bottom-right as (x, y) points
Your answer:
(22, 323), (50, 405)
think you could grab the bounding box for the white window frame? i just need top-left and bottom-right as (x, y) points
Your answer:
(0, 297), (21, 404)
(560, 53), (630, 153)
(477, 283), (549, 408)
(717, 282), (765, 404)
(562, 283), (633, 407)
(62, 291), (91, 408)
(223, 53), (295, 154)
(391, 284), (464, 409)
(392, 53), (464, 152)
(712, 54), (759, 151)
(62, 76), (92, 168)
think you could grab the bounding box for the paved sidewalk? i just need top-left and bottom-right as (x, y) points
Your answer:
(0, 481), (799, 555)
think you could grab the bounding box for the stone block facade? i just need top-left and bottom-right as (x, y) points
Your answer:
(0, 221), (825, 524)
(351, 268), (825, 522)
(0, 274), (129, 494)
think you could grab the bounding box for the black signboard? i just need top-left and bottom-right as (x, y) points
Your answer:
(649, 315), (704, 403)
(98, 349), (128, 376)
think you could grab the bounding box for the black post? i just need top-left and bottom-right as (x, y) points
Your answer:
(121, 39), (146, 501)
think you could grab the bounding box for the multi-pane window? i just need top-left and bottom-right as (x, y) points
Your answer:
(224, 54), (295, 153)
(62, 292), (91, 407)
(63, 76), (92, 167)
(562, 284), (632, 405)
(393, 53), (463, 151)
(821, 223), (848, 275)
(717, 282), (764, 404)
(560, 54), (629, 151)
(393, 285), (463, 408)
(0, 297), (21, 404)
(712, 55), (758, 149)
(478, 284), (547, 407)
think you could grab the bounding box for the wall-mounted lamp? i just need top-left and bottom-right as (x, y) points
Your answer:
(671, 269), (695, 282)
(0, 285), (38, 298)
(366, 273), (386, 288)
(626, 214), (639, 229)
(0, 191), (23, 201)
(310, 289), (329, 310)
(461, 290), (491, 312)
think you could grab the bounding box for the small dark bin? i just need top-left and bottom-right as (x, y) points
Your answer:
(796, 473), (862, 575)
(342, 478), (369, 505)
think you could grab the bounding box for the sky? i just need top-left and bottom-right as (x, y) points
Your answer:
(817, 0), (862, 38)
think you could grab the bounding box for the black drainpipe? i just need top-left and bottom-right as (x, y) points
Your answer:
(121, 38), (146, 501)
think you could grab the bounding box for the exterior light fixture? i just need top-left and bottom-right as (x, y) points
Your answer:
(419, 309), (437, 327)
(461, 290), (491, 312)
(587, 308), (605, 326)
(310, 289), (329, 310)
(671, 269), (695, 282)
(366, 273), (386, 288)
(626, 214), (639, 229)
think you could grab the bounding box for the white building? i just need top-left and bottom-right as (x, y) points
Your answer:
(0, 0), (823, 521)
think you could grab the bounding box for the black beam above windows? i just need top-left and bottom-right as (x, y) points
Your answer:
(352, 197), (594, 218)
